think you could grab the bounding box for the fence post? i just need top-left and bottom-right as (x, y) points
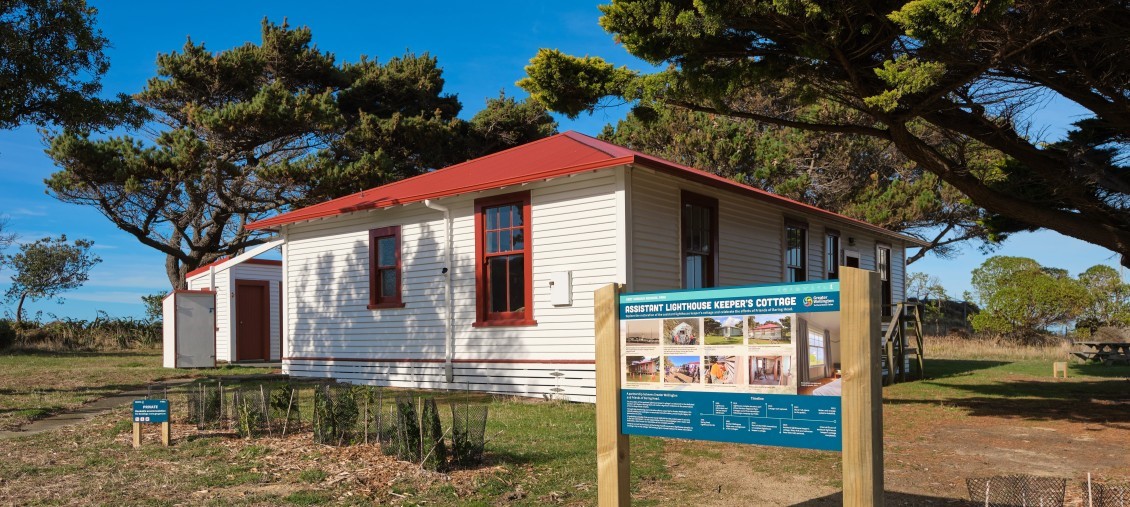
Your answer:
(841, 267), (884, 506)
(595, 283), (629, 507)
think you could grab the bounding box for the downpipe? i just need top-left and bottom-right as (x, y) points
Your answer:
(423, 199), (455, 383)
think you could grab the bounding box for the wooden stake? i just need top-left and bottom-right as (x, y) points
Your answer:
(160, 421), (171, 446)
(132, 422), (141, 448)
(261, 384), (272, 437)
(841, 267), (884, 507)
(282, 387), (294, 437)
(594, 283), (629, 507)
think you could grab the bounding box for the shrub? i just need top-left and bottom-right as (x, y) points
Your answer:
(0, 319), (15, 349)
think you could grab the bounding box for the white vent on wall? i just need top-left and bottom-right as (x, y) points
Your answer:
(549, 271), (572, 306)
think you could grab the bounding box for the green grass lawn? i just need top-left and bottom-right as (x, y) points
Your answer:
(884, 357), (1130, 426)
(0, 350), (266, 430)
(703, 334), (743, 345)
(0, 347), (1127, 505)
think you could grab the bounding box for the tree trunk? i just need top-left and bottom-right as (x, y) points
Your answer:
(166, 254), (187, 290)
(15, 293), (27, 326)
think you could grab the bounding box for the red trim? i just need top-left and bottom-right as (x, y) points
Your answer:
(283, 356), (594, 365)
(471, 319), (538, 328)
(680, 190), (719, 288)
(474, 191), (535, 326)
(234, 279), (271, 361)
(368, 225), (403, 308)
(245, 131), (924, 248)
(248, 155), (634, 230)
(170, 289), (216, 295)
(185, 257), (282, 280)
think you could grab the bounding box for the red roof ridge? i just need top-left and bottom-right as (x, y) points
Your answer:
(185, 257), (282, 280)
(245, 131), (927, 247)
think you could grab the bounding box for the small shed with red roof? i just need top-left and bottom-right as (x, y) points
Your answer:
(181, 254), (282, 363)
(245, 131), (924, 401)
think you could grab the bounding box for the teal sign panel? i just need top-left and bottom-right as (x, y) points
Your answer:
(132, 399), (169, 423)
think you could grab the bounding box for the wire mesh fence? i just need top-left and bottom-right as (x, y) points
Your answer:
(1085, 482), (1130, 507)
(967, 475), (1067, 507)
(450, 402), (487, 467)
(141, 379), (490, 470)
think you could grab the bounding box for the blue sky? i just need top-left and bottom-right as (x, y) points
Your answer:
(0, 1), (1117, 320)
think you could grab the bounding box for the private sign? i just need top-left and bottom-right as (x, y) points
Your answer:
(132, 399), (169, 424)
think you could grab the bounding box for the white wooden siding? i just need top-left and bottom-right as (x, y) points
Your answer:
(187, 261), (282, 362)
(282, 169), (623, 402)
(230, 263), (283, 361)
(628, 167), (910, 297)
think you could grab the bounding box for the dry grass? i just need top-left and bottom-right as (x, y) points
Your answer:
(0, 350), (266, 430)
(926, 334), (1074, 362)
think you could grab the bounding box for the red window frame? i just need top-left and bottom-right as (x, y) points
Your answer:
(368, 225), (404, 309)
(680, 190), (719, 289)
(473, 191), (535, 327)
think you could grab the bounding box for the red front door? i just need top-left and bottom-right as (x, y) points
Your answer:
(235, 280), (269, 361)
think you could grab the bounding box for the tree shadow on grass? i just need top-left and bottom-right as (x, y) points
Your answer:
(1, 349), (160, 358)
(920, 358), (1009, 379)
(1070, 362), (1130, 378)
(885, 377), (1130, 428)
(793, 490), (972, 506)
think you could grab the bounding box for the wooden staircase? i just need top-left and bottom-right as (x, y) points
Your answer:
(879, 302), (925, 385)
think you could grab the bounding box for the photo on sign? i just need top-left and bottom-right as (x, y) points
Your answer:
(795, 312), (841, 396)
(663, 355), (701, 384)
(663, 318), (701, 346)
(746, 313), (792, 345)
(625, 355), (660, 383)
(749, 354), (794, 389)
(703, 316), (745, 345)
(623, 319), (660, 345)
(704, 355), (738, 384)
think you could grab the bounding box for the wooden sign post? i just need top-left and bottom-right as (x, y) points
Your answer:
(595, 283), (630, 507)
(594, 268), (884, 506)
(840, 267), (884, 506)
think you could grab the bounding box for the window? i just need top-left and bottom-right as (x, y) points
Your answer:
(877, 244), (892, 317)
(785, 221), (807, 282)
(825, 231), (840, 280)
(808, 330), (826, 366)
(682, 191), (718, 289)
(474, 191), (534, 326)
(368, 226), (403, 309)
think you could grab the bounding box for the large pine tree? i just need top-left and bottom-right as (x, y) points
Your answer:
(47, 20), (556, 287)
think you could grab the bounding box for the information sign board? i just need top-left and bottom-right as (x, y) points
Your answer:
(618, 280), (842, 451)
(132, 399), (169, 424)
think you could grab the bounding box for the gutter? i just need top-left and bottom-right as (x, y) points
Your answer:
(423, 199), (455, 383)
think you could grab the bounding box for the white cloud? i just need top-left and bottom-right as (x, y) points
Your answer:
(10, 207), (47, 217)
(67, 290), (153, 305)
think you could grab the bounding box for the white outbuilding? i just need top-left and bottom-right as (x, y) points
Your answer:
(176, 249), (283, 364)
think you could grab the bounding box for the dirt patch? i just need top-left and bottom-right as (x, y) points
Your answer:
(641, 439), (840, 505)
(883, 404), (1130, 505)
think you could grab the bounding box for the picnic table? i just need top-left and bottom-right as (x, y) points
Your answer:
(1071, 342), (1130, 365)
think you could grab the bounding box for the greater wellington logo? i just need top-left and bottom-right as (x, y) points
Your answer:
(803, 296), (814, 307)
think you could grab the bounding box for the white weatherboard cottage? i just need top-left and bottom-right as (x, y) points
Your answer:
(247, 131), (924, 402)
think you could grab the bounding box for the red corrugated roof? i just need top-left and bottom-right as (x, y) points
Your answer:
(185, 257), (282, 280)
(246, 131), (926, 246)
